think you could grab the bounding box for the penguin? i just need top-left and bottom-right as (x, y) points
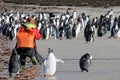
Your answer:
(59, 26), (64, 40)
(114, 29), (120, 39)
(72, 22), (81, 38)
(43, 48), (64, 77)
(79, 53), (92, 72)
(105, 9), (113, 19)
(9, 48), (21, 77)
(9, 26), (17, 40)
(110, 17), (119, 38)
(72, 23), (77, 38)
(65, 24), (72, 39)
(84, 20), (94, 43)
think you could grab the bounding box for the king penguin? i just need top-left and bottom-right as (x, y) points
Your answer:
(79, 53), (92, 72)
(43, 48), (64, 77)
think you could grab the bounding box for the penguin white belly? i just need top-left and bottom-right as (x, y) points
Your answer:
(115, 30), (120, 38)
(44, 53), (56, 75)
(46, 28), (50, 40)
(117, 30), (120, 37)
(76, 25), (80, 38)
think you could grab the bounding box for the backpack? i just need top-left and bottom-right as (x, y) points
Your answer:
(16, 27), (35, 48)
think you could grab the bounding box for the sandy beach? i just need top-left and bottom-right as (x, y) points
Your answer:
(0, 5), (120, 80)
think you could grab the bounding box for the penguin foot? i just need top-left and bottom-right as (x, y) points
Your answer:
(86, 41), (90, 44)
(44, 74), (55, 78)
(9, 73), (12, 78)
(60, 38), (62, 40)
(85, 70), (89, 72)
(81, 69), (89, 72)
(86, 41), (92, 44)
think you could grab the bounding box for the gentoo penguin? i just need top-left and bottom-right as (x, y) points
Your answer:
(65, 24), (72, 39)
(84, 20), (94, 43)
(9, 48), (21, 77)
(72, 22), (81, 38)
(9, 26), (17, 40)
(105, 9), (113, 19)
(79, 53), (92, 72)
(114, 29), (120, 39)
(110, 17), (119, 38)
(43, 48), (64, 77)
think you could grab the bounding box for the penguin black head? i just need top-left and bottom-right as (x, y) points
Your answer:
(48, 48), (53, 53)
(83, 53), (92, 60)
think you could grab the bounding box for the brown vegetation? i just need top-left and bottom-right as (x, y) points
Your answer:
(2, 0), (120, 7)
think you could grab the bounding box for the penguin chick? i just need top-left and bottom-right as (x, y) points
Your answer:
(79, 53), (92, 72)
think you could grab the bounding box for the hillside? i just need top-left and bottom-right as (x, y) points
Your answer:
(2, 0), (120, 7)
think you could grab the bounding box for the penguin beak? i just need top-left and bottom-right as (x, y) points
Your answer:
(47, 48), (51, 53)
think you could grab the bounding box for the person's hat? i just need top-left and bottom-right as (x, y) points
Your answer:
(26, 17), (35, 24)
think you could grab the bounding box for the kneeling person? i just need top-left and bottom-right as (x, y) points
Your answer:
(16, 18), (41, 67)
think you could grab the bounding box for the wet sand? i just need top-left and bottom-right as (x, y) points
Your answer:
(35, 32), (120, 80)
(7, 29), (120, 80)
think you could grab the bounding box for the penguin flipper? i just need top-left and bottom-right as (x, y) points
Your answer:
(56, 58), (64, 63)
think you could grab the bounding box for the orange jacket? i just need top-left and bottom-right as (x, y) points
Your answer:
(16, 27), (41, 48)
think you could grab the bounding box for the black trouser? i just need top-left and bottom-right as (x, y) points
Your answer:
(16, 48), (38, 66)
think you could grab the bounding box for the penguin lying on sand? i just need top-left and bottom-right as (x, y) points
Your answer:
(43, 48), (64, 77)
(79, 53), (92, 72)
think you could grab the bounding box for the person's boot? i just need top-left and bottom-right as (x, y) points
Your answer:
(30, 56), (39, 65)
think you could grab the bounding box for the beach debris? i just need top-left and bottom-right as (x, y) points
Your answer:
(0, 76), (8, 80)
(14, 66), (40, 80)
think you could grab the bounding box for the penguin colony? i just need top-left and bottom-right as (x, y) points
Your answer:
(0, 9), (120, 43)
